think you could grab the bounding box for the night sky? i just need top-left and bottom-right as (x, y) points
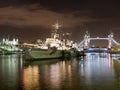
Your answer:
(0, 0), (120, 45)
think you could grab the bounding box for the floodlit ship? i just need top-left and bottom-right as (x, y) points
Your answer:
(24, 22), (76, 60)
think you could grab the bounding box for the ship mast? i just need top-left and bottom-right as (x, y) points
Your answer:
(52, 21), (62, 39)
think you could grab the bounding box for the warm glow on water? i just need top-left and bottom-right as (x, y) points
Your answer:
(0, 53), (120, 90)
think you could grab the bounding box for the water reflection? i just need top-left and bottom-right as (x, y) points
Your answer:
(111, 54), (120, 60)
(22, 66), (40, 90)
(0, 53), (120, 90)
(23, 59), (74, 90)
(79, 53), (116, 88)
(22, 53), (120, 90)
(0, 54), (23, 90)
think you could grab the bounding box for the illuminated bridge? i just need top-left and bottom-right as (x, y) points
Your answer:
(77, 31), (120, 52)
(83, 47), (111, 53)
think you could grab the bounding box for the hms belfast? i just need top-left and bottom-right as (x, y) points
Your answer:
(24, 22), (79, 60)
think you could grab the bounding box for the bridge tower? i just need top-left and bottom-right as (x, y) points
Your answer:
(84, 31), (90, 49)
(108, 32), (113, 48)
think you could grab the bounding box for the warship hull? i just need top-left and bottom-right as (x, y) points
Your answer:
(24, 48), (68, 60)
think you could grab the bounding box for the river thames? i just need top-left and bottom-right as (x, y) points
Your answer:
(0, 53), (120, 90)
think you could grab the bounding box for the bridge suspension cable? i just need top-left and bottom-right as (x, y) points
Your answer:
(77, 40), (85, 48)
(111, 38), (120, 46)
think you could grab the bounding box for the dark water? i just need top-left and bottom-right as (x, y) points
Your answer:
(0, 53), (120, 90)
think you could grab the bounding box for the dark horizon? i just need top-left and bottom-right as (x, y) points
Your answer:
(0, 0), (120, 44)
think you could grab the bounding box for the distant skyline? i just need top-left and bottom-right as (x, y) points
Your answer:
(0, 0), (120, 45)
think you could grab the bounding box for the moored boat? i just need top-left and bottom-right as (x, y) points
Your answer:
(24, 22), (72, 60)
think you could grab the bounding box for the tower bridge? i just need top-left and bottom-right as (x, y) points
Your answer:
(77, 31), (120, 52)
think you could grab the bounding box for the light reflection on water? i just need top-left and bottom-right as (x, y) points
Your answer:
(0, 54), (23, 90)
(79, 53), (115, 87)
(0, 53), (120, 90)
